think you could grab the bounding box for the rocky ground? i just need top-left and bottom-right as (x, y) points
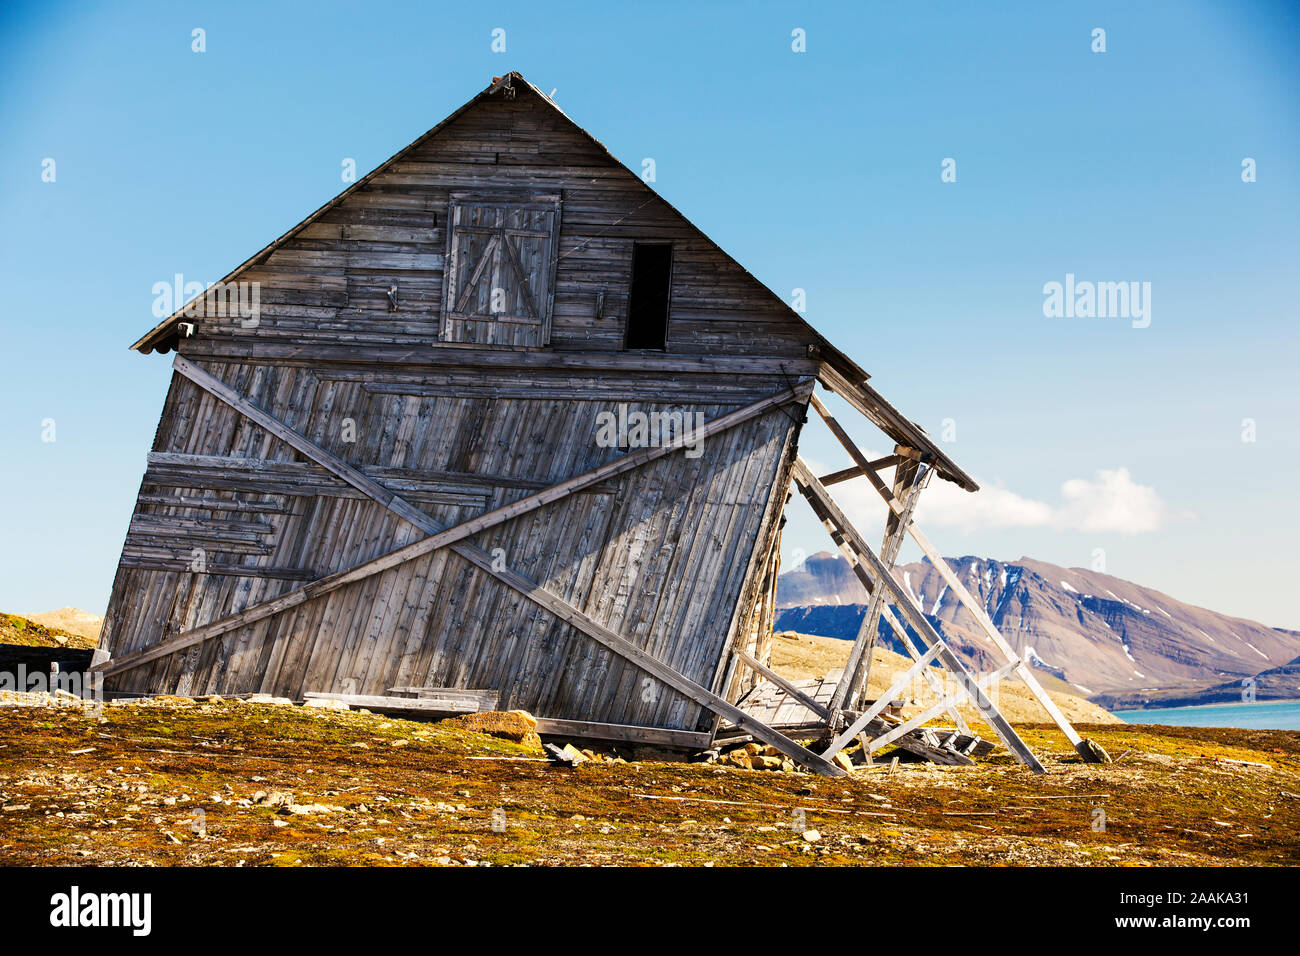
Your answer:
(0, 694), (1295, 866)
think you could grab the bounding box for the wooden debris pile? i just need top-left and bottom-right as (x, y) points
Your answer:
(727, 676), (998, 769)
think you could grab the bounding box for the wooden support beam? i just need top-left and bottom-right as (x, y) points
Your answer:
(100, 364), (813, 679)
(816, 362), (978, 492)
(842, 458), (927, 710)
(812, 387), (929, 718)
(793, 471), (969, 737)
(817, 455), (902, 487)
(791, 458), (1045, 773)
(801, 395), (968, 730)
(112, 358), (843, 776)
(906, 527), (1093, 755)
(735, 649), (831, 720)
(807, 382), (1096, 761)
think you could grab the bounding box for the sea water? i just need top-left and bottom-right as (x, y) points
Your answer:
(1112, 699), (1300, 730)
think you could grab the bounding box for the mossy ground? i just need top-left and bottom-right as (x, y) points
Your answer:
(0, 699), (1296, 866)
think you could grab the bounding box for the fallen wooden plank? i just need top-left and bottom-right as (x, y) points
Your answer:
(1021, 794), (1112, 800)
(820, 644), (942, 758)
(866, 662), (1017, 755)
(734, 650), (831, 721)
(532, 718), (713, 750)
(633, 793), (856, 814)
(388, 687), (500, 708)
(302, 692), (479, 714)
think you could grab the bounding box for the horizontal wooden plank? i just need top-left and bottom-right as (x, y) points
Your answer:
(387, 687), (501, 707)
(184, 338), (821, 377)
(532, 718), (712, 750)
(302, 692), (480, 713)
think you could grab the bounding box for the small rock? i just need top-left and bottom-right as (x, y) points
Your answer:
(727, 751), (753, 770)
(439, 710), (541, 748)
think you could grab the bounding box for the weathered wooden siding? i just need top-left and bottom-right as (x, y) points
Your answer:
(101, 79), (824, 734)
(173, 84), (815, 361)
(101, 359), (809, 730)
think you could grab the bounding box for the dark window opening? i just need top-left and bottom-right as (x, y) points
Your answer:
(625, 243), (672, 350)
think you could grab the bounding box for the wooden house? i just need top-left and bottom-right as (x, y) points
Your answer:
(96, 73), (1098, 775)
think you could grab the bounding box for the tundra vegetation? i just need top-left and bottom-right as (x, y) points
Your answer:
(0, 694), (1295, 867)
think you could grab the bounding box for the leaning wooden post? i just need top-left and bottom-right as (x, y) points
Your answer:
(840, 460), (930, 714)
(810, 391), (928, 720)
(791, 459), (968, 735)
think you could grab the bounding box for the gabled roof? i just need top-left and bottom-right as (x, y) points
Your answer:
(131, 71), (976, 492)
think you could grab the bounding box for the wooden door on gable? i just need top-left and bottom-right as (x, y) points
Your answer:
(440, 192), (562, 348)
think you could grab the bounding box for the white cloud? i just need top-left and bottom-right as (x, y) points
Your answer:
(811, 459), (1188, 536)
(914, 480), (1055, 533)
(1054, 467), (1185, 534)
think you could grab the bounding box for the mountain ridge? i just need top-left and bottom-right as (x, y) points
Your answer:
(775, 552), (1300, 704)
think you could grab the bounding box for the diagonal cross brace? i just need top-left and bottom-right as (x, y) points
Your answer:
(821, 643), (942, 758)
(109, 358), (844, 776)
(100, 361), (811, 678)
(866, 661), (1017, 755)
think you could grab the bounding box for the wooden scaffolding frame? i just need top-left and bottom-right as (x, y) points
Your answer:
(719, 365), (1108, 771)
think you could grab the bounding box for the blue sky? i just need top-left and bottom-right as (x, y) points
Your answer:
(1, 1), (1297, 628)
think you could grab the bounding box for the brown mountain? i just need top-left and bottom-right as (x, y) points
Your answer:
(775, 552), (1300, 701)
